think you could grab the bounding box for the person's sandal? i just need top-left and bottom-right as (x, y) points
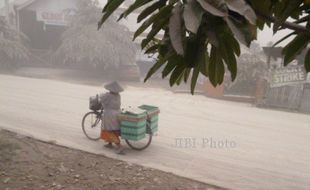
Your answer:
(104, 143), (113, 149)
(115, 147), (126, 155)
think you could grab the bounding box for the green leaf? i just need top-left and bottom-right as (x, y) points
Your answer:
(137, 0), (167, 23)
(220, 32), (239, 80)
(169, 63), (186, 86)
(158, 43), (170, 57)
(118, 0), (153, 21)
(220, 42), (237, 81)
(206, 30), (219, 47)
(191, 56), (202, 94)
(224, 17), (247, 46)
(184, 68), (191, 83)
(209, 46), (225, 86)
(176, 70), (185, 85)
(134, 5), (173, 40)
(200, 51), (209, 77)
(184, 36), (201, 68)
(191, 45), (208, 94)
(162, 60), (178, 78)
(98, 0), (124, 29)
(248, 0), (271, 16)
(144, 53), (173, 82)
(272, 31), (296, 47)
(191, 64), (200, 94)
(144, 56), (168, 82)
(102, 0), (113, 13)
(282, 33), (310, 66)
(145, 44), (159, 54)
(227, 33), (241, 56)
(226, 0), (257, 25)
(196, 0), (227, 17)
(256, 18), (265, 30)
(183, 0), (204, 34)
(305, 49), (310, 72)
(141, 16), (169, 49)
(273, 0), (303, 32)
(169, 3), (184, 55)
(225, 17), (256, 47)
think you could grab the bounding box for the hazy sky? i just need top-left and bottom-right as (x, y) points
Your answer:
(257, 27), (293, 46)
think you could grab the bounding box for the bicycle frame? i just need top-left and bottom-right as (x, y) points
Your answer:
(91, 109), (104, 128)
(95, 108), (104, 117)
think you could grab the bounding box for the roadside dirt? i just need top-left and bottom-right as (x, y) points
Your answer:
(0, 130), (223, 190)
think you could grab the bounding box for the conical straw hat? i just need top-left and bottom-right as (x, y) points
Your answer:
(104, 81), (124, 93)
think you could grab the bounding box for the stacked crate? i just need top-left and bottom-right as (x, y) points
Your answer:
(118, 111), (147, 141)
(138, 105), (160, 134)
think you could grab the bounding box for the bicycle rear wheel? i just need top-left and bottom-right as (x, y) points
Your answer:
(82, 111), (102, 141)
(125, 125), (152, 151)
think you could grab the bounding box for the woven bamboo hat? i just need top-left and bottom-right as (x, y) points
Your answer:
(104, 81), (124, 93)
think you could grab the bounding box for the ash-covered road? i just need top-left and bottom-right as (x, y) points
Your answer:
(0, 74), (309, 190)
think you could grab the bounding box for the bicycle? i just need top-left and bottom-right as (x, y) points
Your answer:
(81, 108), (153, 151)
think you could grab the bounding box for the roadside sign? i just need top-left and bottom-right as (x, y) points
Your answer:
(270, 66), (307, 88)
(36, 9), (74, 26)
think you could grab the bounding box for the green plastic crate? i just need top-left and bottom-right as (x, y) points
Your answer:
(121, 125), (146, 135)
(139, 105), (159, 112)
(119, 111), (147, 141)
(150, 115), (159, 122)
(121, 120), (146, 128)
(139, 105), (159, 134)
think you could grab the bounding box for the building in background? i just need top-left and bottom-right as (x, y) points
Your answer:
(257, 47), (310, 113)
(14, 0), (76, 49)
(4, 0), (154, 79)
(1, 0), (17, 27)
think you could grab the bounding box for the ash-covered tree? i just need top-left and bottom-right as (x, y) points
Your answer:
(99, 0), (310, 94)
(0, 16), (29, 68)
(225, 53), (267, 96)
(55, 0), (136, 71)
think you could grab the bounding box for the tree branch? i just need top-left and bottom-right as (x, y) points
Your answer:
(294, 15), (310, 24)
(256, 12), (308, 33)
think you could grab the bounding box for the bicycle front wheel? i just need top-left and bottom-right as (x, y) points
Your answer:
(82, 112), (102, 141)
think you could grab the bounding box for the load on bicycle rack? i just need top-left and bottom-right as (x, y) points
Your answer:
(82, 95), (160, 151)
(119, 105), (159, 140)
